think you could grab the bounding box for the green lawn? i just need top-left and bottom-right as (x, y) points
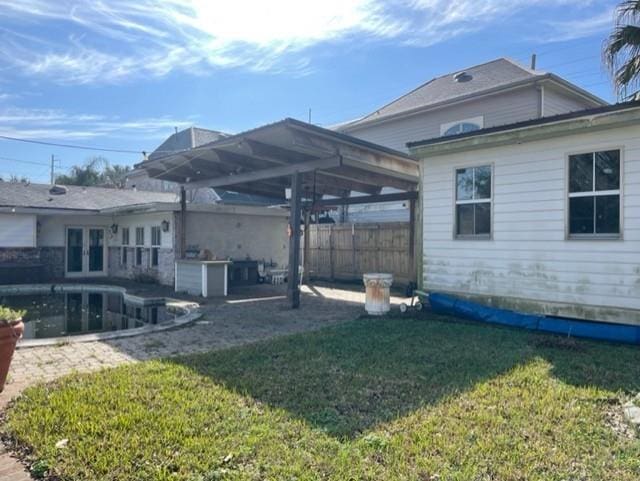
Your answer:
(5, 315), (640, 480)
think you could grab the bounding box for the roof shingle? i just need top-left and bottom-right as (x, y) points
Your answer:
(0, 182), (178, 211)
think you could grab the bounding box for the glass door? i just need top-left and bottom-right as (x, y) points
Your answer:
(65, 227), (107, 277)
(66, 228), (84, 274)
(88, 228), (105, 273)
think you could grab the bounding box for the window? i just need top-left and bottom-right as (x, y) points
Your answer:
(121, 227), (129, 266)
(150, 226), (161, 267)
(568, 150), (621, 237)
(455, 165), (492, 238)
(441, 116), (483, 137)
(135, 227), (145, 266)
(444, 122), (480, 136)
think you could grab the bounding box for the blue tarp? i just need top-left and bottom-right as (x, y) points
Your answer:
(428, 292), (640, 345)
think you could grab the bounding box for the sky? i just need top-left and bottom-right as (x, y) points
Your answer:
(0, 0), (624, 183)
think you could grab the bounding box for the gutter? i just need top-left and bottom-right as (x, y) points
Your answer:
(409, 106), (640, 158)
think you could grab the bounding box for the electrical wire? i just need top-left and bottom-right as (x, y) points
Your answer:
(0, 134), (145, 154)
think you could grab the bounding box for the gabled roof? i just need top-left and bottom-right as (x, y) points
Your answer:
(149, 127), (228, 161)
(0, 182), (178, 211)
(340, 58), (607, 130)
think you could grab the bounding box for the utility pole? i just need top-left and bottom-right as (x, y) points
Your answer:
(50, 154), (55, 185)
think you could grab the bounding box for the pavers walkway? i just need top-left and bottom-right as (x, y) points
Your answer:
(0, 283), (408, 480)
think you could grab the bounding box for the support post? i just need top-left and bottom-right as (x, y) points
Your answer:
(303, 208), (311, 284)
(287, 172), (302, 308)
(409, 198), (417, 285)
(179, 186), (187, 259)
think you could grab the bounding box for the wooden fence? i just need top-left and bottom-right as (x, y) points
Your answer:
(305, 222), (415, 286)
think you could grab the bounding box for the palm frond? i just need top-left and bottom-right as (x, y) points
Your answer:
(603, 2), (640, 94)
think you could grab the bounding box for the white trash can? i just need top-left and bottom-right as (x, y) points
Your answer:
(363, 273), (394, 316)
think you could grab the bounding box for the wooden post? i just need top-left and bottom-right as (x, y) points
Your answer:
(179, 186), (187, 259)
(409, 198), (416, 284)
(287, 172), (302, 308)
(303, 208), (311, 284)
(328, 224), (335, 281)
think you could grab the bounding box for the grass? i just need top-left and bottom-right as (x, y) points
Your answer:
(4, 315), (640, 480)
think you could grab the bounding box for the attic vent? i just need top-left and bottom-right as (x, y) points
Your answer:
(453, 71), (473, 83)
(49, 185), (68, 195)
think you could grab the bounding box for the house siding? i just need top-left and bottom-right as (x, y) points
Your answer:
(543, 86), (592, 116)
(420, 124), (640, 324)
(343, 86), (542, 152)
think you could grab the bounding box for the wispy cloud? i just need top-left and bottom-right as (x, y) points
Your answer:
(0, 107), (195, 141)
(0, 0), (602, 84)
(540, 7), (616, 43)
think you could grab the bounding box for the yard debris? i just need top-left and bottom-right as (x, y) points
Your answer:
(623, 400), (640, 427)
(54, 438), (68, 449)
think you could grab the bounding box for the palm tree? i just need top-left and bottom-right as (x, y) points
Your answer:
(604, 0), (640, 99)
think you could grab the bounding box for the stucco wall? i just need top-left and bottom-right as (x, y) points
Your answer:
(185, 210), (289, 268)
(420, 124), (640, 324)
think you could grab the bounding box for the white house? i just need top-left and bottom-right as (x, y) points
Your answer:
(410, 101), (640, 325)
(0, 182), (288, 286)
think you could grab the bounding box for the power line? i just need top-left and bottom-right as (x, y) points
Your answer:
(0, 134), (145, 154)
(0, 155), (50, 166)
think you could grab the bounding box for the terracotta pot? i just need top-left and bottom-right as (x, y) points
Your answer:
(0, 321), (23, 392)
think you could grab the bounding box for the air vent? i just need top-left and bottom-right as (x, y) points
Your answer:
(453, 71), (473, 83)
(49, 185), (68, 195)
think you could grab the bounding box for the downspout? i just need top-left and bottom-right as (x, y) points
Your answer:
(537, 82), (545, 118)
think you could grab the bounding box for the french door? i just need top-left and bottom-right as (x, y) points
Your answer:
(65, 227), (107, 277)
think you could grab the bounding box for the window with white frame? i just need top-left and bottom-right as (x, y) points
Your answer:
(455, 165), (492, 238)
(150, 226), (161, 267)
(441, 116), (483, 137)
(135, 227), (145, 266)
(568, 149), (621, 237)
(121, 227), (130, 265)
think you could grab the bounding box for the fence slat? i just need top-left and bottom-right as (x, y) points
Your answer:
(307, 223), (412, 286)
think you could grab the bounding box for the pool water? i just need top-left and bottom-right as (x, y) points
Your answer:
(0, 291), (176, 340)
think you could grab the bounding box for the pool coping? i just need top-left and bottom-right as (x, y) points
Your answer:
(0, 284), (202, 348)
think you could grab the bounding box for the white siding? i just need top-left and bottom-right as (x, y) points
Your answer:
(421, 125), (640, 323)
(0, 214), (36, 247)
(344, 86), (541, 152)
(543, 86), (592, 116)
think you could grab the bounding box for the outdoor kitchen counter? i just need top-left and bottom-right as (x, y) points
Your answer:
(174, 260), (231, 297)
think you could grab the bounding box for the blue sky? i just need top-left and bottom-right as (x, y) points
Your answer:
(0, 0), (622, 183)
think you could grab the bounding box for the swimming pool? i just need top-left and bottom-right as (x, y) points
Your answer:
(0, 285), (200, 346)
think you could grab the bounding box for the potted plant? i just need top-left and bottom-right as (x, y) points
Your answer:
(0, 306), (24, 392)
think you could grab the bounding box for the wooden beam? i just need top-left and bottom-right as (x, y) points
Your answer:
(183, 156), (342, 189)
(322, 165), (417, 191)
(310, 191), (418, 209)
(288, 171), (302, 308)
(309, 172), (380, 195)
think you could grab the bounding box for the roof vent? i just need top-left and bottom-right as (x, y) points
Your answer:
(49, 185), (68, 195)
(453, 71), (473, 83)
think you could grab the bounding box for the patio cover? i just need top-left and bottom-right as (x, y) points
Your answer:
(136, 118), (420, 307)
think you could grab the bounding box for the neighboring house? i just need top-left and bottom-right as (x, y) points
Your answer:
(0, 182), (288, 286)
(334, 57), (608, 222)
(410, 100), (640, 325)
(127, 127), (280, 206)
